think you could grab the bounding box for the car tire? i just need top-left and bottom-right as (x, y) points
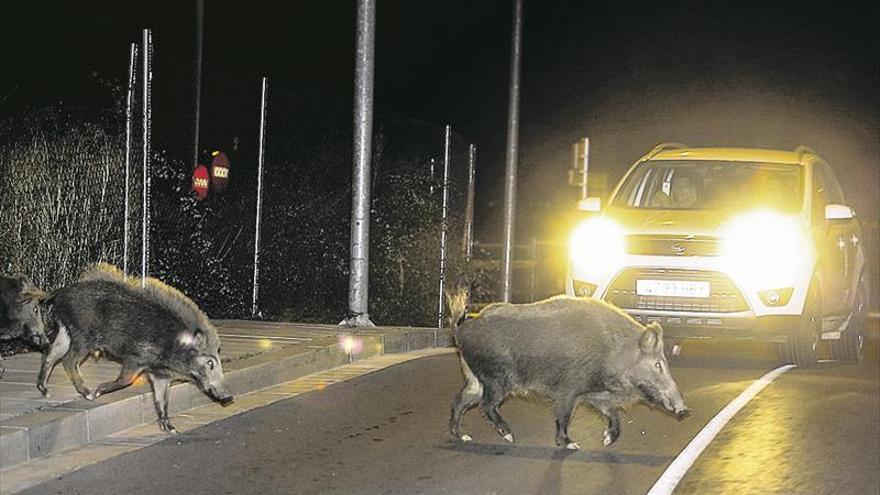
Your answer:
(782, 280), (820, 367)
(833, 277), (867, 363)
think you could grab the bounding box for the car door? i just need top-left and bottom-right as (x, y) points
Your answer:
(811, 162), (849, 317)
(822, 163), (862, 310)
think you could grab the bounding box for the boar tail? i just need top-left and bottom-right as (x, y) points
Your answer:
(445, 287), (469, 329)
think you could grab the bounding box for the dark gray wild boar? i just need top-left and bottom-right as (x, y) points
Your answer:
(448, 294), (688, 449)
(38, 263), (234, 433)
(0, 274), (50, 379)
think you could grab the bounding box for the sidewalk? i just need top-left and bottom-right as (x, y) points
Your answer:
(0, 320), (453, 472)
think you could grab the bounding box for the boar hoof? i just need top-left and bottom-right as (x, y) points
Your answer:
(37, 384), (49, 397)
(85, 391), (99, 401)
(159, 420), (177, 434)
(460, 434), (472, 442)
(564, 442), (580, 450)
(503, 433), (514, 443)
(603, 429), (619, 446)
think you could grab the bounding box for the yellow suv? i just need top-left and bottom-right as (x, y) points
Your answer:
(567, 144), (869, 366)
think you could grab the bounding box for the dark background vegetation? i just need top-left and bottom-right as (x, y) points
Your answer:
(1, 1), (877, 351)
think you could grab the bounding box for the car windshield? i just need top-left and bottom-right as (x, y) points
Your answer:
(612, 160), (803, 212)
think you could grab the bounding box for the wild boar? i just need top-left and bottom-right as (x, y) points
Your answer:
(448, 294), (688, 449)
(37, 263), (233, 433)
(0, 274), (50, 378)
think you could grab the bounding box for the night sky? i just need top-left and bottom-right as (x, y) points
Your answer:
(3, 0), (878, 241)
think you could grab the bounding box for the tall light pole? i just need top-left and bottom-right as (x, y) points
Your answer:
(192, 0), (204, 171)
(342, 0), (376, 327)
(501, 0), (523, 303)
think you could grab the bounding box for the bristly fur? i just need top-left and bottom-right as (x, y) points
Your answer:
(79, 263), (217, 345)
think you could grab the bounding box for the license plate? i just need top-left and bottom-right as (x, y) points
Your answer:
(636, 279), (710, 298)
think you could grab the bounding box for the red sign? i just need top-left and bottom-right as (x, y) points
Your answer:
(210, 151), (230, 192)
(192, 164), (209, 200)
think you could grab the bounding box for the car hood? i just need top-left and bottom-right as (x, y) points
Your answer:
(604, 207), (749, 237)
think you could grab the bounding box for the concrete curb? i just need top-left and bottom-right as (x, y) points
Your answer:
(0, 325), (453, 472)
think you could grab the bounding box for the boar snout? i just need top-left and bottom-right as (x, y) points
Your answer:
(204, 382), (234, 406)
(675, 407), (690, 421)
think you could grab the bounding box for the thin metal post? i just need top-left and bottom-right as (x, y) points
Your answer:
(342, 0), (376, 327)
(429, 158), (436, 194)
(141, 29), (153, 287)
(123, 42), (137, 278)
(581, 137), (590, 199)
(438, 125), (451, 327)
(252, 77), (268, 317)
(192, 0), (204, 171)
(463, 144), (476, 262)
(501, 0), (523, 303)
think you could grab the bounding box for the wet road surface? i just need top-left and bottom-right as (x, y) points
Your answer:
(20, 345), (880, 495)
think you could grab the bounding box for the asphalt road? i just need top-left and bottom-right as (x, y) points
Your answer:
(21, 346), (880, 495)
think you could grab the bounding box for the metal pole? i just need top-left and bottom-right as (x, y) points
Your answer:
(463, 144), (476, 262)
(342, 0), (376, 327)
(429, 158), (435, 194)
(252, 77), (268, 317)
(437, 125), (451, 327)
(581, 137), (589, 199)
(123, 42), (137, 278)
(141, 29), (152, 287)
(192, 0), (204, 171)
(501, 0), (523, 303)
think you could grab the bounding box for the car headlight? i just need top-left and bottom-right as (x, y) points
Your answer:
(568, 217), (626, 281)
(721, 211), (813, 291)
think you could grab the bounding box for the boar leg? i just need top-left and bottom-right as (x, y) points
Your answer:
(554, 395), (580, 449)
(586, 392), (620, 446)
(37, 325), (72, 396)
(61, 350), (92, 398)
(147, 373), (176, 433)
(480, 385), (514, 443)
(450, 357), (484, 442)
(87, 361), (144, 400)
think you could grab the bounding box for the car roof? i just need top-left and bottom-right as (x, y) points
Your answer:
(647, 147), (818, 165)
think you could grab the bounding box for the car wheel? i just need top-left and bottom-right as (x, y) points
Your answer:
(834, 277), (867, 362)
(783, 280), (820, 367)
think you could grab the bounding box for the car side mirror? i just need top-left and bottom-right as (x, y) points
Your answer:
(825, 204), (855, 221)
(577, 197), (601, 212)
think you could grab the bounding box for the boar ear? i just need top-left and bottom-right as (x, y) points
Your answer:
(178, 329), (206, 348)
(193, 329), (209, 348)
(639, 325), (662, 353)
(646, 322), (664, 338)
(18, 289), (48, 304)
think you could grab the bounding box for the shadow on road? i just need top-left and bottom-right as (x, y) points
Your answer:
(437, 440), (671, 466)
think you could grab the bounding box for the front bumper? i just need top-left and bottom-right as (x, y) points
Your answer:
(625, 309), (798, 343)
(566, 257), (813, 342)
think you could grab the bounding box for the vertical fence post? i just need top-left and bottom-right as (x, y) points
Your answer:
(501, 0), (523, 303)
(123, 42), (137, 279)
(437, 125), (452, 327)
(141, 29), (152, 287)
(342, 0), (376, 327)
(463, 143), (476, 263)
(252, 77), (268, 317)
(429, 157), (436, 194)
(581, 137), (590, 199)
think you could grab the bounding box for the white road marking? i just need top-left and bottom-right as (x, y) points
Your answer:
(647, 364), (795, 495)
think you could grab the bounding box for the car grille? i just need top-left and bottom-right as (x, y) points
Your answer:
(626, 235), (720, 257)
(604, 268), (748, 313)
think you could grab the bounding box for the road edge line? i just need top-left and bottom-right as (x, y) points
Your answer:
(647, 364), (796, 495)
